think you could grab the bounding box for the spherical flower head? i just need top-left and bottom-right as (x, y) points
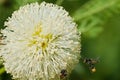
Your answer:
(0, 2), (81, 80)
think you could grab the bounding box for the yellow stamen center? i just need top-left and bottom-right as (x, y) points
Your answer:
(27, 23), (53, 51)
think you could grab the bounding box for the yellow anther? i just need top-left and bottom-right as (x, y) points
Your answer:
(45, 34), (53, 39)
(28, 39), (37, 47)
(41, 41), (48, 50)
(32, 23), (42, 36)
(29, 23), (53, 51)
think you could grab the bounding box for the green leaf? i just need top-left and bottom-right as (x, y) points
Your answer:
(73, 0), (120, 21)
(0, 67), (5, 75)
(72, 0), (120, 38)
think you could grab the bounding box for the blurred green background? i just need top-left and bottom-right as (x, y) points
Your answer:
(0, 0), (120, 80)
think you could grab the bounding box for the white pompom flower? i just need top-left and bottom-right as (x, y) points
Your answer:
(0, 2), (81, 80)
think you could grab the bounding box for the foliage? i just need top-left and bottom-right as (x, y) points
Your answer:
(72, 0), (120, 38)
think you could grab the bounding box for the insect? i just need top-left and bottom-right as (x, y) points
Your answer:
(60, 69), (67, 79)
(82, 57), (99, 73)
